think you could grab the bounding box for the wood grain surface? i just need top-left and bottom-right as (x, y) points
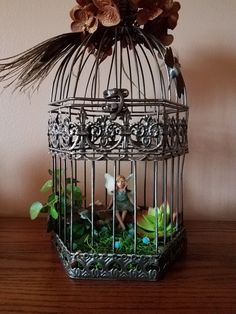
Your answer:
(0, 218), (236, 314)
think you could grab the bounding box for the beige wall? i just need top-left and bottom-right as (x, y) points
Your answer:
(0, 0), (236, 220)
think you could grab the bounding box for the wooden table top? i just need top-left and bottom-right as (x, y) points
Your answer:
(0, 218), (235, 314)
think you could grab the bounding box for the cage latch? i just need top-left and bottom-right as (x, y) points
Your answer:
(103, 88), (129, 120)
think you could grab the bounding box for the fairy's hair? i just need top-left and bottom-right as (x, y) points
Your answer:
(116, 175), (126, 182)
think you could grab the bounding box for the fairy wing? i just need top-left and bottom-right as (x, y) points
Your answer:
(126, 173), (134, 205)
(104, 173), (115, 195)
(126, 173), (134, 190)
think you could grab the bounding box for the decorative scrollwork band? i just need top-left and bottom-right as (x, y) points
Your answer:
(48, 107), (188, 160)
(53, 228), (186, 281)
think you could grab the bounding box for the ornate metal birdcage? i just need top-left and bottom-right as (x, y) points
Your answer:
(0, 1), (188, 280)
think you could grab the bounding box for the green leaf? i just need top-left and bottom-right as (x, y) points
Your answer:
(137, 215), (154, 232)
(73, 186), (82, 201)
(72, 223), (85, 237)
(48, 169), (64, 177)
(148, 207), (158, 217)
(66, 178), (80, 184)
(50, 206), (59, 219)
(66, 183), (73, 193)
(159, 202), (170, 216)
(48, 193), (59, 205)
(144, 214), (156, 225)
(48, 169), (53, 176)
(158, 202), (171, 226)
(137, 226), (172, 239)
(30, 201), (43, 220)
(158, 210), (164, 228)
(66, 184), (82, 201)
(142, 215), (155, 229)
(40, 179), (53, 192)
(56, 169), (64, 177)
(59, 195), (65, 211)
(40, 205), (49, 213)
(137, 227), (156, 239)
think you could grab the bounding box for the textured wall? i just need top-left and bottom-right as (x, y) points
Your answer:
(175, 0), (236, 220)
(0, 0), (236, 220)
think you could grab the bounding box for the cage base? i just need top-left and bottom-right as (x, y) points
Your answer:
(53, 227), (186, 281)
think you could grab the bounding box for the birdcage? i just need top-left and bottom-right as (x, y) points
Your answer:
(46, 23), (188, 279)
(0, 1), (188, 280)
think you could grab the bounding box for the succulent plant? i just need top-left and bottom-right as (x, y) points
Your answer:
(137, 202), (175, 239)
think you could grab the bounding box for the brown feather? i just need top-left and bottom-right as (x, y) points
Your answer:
(0, 32), (84, 92)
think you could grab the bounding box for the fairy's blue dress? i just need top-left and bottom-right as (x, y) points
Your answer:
(116, 190), (133, 212)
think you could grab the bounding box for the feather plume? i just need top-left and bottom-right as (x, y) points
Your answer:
(0, 32), (84, 91)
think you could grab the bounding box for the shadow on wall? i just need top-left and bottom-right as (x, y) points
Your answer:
(1, 50), (236, 221)
(0, 154), (51, 217)
(183, 49), (236, 220)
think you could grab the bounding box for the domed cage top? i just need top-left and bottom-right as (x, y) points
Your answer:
(48, 26), (188, 161)
(47, 25), (188, 281)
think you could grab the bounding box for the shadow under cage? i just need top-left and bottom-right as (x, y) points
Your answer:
(47, 25), (188, 280)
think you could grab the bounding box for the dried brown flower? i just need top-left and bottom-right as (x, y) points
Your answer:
(136, 7), (163, 25)
(70, 0), (181, 47)
(92, 0), (112, 9)
(71, 5), (98, 33)
(143, 1), (181, 45)
(97, 4), (120, 26)
(70, 0), (120, 34)
(76, 0), (91, 6)
(127, 0), (162, 25)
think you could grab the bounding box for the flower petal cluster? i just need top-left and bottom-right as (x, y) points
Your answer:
(143, 1), (181, 45)
(129, 0), (164, 25)
(70, 0), (180, 46)
(70, 0), (120, 34)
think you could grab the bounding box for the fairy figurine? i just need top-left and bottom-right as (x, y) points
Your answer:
(105, 173), (134, 230)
